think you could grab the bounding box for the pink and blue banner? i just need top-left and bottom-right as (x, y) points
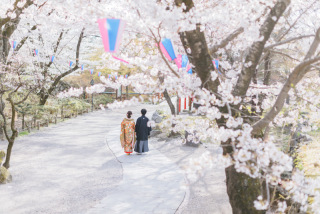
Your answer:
(69, 61), (73, 67)
(175, 54), (192, 74)
(90, 69), (94, 74)
(115, 75), (118, 80)
(125, 74), (128, 78)
(98, 18), (125, 53)
(12, 41), (17, 50)
(98, 72), (101, 77)
(159, 38), (176, 61)
(108, 74), (111, 79)
(51, 56), (55, 62)
(34, 49), (39, 56)
(213, 59), (219, 70)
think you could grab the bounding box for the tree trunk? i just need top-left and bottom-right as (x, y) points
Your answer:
(39, 93), (49, 106)
(225, 165), (265, 214)
(22, 113), (25, 130)
(126, 86), (129, 100)
(163, 89), (175, 115)
(179, 25), (219, 93)
(3, 140), (14, 169)
(176, 96), (180, 115)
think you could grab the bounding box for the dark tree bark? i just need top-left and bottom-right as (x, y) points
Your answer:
(225, 166), (265, 214)
(263, 52), (271, 86)
(163, 89), (176, 115)
(159, 76), (176, 115)
(179, 25), (220, 93)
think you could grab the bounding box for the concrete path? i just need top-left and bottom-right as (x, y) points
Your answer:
(0, 110), (123, 214)
(0, 104), (186, 214)
(87, 106), (186, 214)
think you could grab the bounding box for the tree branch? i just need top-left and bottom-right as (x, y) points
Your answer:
(252, 56), (320, 135)
(232, 0), (290, 98)
(264, 34), (314, 50)
(209, 27), (244, 55)
(269, 49), (299, 61)
(277, 0), (317, 41)
(46, 28), (85, 97)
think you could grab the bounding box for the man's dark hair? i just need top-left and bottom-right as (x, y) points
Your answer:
(141, 109), (147, 115)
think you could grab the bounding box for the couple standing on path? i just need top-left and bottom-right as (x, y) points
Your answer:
(120, 109), (152, 155)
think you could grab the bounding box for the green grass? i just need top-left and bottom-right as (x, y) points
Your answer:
(18, 131), (29, 137)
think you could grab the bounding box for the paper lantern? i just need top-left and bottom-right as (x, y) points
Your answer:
(181, 55), (189, 68)
(213, 59), (219, 69)
(98, 18), (125, 53)
(51, 56), (55, 62)
(175, 54), (192, 74)
(159, 38), (176, 61)
(12, 41), (17, 50)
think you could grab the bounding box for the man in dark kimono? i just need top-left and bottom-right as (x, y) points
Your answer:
(134, 109), (151, 154)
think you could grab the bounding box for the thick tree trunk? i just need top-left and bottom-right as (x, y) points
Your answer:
(179, 25), (219, 93)
(225, 165), (265, 214)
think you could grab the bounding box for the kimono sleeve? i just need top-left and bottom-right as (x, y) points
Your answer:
(120, 120), (125, 147)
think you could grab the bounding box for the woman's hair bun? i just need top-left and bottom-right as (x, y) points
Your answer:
(127, 111), (132, 118)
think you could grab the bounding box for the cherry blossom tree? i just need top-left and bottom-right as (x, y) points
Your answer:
(2, 0), (320, 212)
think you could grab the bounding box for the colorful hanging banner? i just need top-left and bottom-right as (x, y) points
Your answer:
(159, 38), (176, 61)
(90, 69), (94, 74)
(34, 49), (39, 56)
(81, 64), (84, 71)
(174, 54), (189, 68)
(98, 72), (101, 77)
(12, 41), (17, 50)
(108, 74), (111, 79)
(125, 74), (128, 78)
(98, 18), (126, 53)
(51, 56), (55, 62)
(115, 75), (118, 80)
(69, 61), (73, 67)
(213, 59), (219, 69)
(175, 54), (192, 74)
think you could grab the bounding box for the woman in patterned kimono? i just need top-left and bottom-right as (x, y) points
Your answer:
(120, 111), (136, 155)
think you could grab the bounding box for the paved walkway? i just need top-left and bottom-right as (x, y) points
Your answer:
(0, 104), (186, 214)
(87, 106), (186, 214)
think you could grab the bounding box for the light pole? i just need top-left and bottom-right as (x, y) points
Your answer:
(90, 79), (94, 112)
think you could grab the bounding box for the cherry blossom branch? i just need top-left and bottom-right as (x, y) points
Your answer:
(269, 49), (300, 61)
(209, 27), (244, 55)
(232, 0), (290, 98)
(264, 34), (314, 50)
(252, 56), (320, 135)
(277, 0), (317, 41)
